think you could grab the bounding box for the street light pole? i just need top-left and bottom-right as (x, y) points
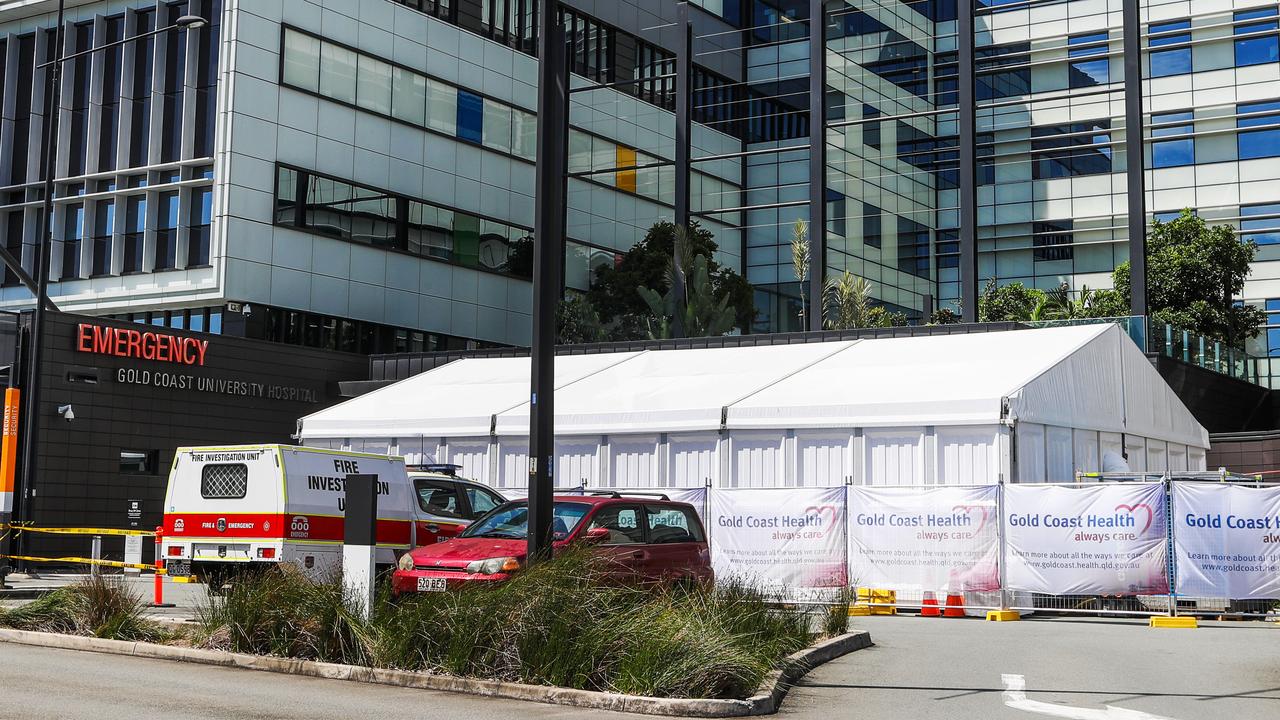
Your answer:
(16, 4), (207, 557)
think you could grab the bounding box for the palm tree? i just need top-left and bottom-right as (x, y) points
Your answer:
(791, 219), (810, 329)
(637, 225), (737, 339)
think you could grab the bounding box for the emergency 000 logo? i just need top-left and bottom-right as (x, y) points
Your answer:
(290, 515), (310, 538)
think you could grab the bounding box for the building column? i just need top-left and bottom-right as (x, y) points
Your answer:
(957, 0), (979, 322)
(1123, 0), (1148, 317)
(673, 5), (693, 337)
(808, 0), (827, 332)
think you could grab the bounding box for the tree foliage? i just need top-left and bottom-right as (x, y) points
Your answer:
(790, 220), (810, 327)
(822, 272), (907, 330)
(587, 221), (755, 332)
(636, 226), (738, 339)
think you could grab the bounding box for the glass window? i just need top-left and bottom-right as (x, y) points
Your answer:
(61, 203), (84, 279)
(124, 195), (146, 273)
(1151, 111), (1194, 168)
(512, 108), (537, 160)
(586, 505), (644, 544)
(1149, 20), (1192, 77)
(305, 175), (354, 238)
(283, 29), (321, 92)
(199, 463), (248, 497)
(644, 505), (706, 544)
(318, 41), (358, 104)
(189, 187), (212, 266)
(482, 98), (513, 153)
(456, 90), (483, 144)
(356, 54), (393, 114)
(1031, 121), (1113, 178)
(464, 485), (503, 518)
(391, 66), (427, 125)
(155, 191), (179, 270)
(1242, 203), (1280, 246)
(460, 501), (590, 540)
(1238, 100), (1280, 159)
(863, 203), (881, 248)
(92, 200), (114, 276)
(122, 449), (162, 475)
(414, 479), (462, 518)
(568, 129), (592, 173)
(407, 201), (454, 259)
(1235, 8), (1279, 67)
(426, 78), (457, 135)
(1068, 32), (1109, 88)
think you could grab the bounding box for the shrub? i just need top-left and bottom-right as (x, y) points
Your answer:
(200, 550), (814, 699)
(0, 575), (162, 642)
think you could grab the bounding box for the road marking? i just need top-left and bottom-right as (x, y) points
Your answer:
(1001, 674), (1177, 720)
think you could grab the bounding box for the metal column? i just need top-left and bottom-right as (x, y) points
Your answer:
(527, 0), (567, 564)
(957, 0), (979, 323)
(673, 5), (693, 337)
(1123, 0), (1147, 316)
(808, 0), (827, 332)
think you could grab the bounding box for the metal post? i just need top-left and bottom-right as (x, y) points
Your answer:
(1198, 335), (1205, 368)
(19, 0), (65, 559)
(528, 0), (567, 565)
(1164, 477), (1176, 617)
(997, 479), (1009, 612)
(808, 0), (827, 332)
(1181, 329), (1189, 362)
(90, 535), (101, 577)
(957, 0), (979, 322)
(673, 4), (693, 338)
(1123, 0), (1147, 317)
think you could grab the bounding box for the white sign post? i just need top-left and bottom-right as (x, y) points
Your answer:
(1172, 482), (1280, 599)
(1003, 483), (1169, 595)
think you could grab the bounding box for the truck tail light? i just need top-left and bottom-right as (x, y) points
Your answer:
(167, 546), (183, 556)
(257, 548), (276, 559)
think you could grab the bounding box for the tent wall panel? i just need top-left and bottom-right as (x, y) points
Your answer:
(1099, 431), (1125, 470)
(608, 435), (660, 487)
(444, 437), (493, 485)
(668, 433), (719, 488)
(863, 428), (925, 485)
(795, 431), (854, 486)
(1016, 423), (1047, 483)
(1072, 430), (1100, 475)
(1168, 443), (1188, 471)
(498, 438), (530, 488)
(730, 431), (786, 487)
(1012, 326), (1126, 434)
(1045, 426), (1074, 482)
(556, 437), (601, 487)
(1188, 446), (1207, 470)
(1146, 440), (1168, 472)
(1125, 435), (1147, 472)
(935, 426), (1000, 485)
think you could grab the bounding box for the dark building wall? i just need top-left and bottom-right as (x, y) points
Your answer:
(1207, 432), (1280, 476)
(16, 312), (367, 561)
(1152, 355), (1271, 434)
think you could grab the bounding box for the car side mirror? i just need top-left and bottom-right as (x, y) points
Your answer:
(584, 527), (610, 544)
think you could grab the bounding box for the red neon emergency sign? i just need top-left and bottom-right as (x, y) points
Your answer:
(76, 323), (209, 366)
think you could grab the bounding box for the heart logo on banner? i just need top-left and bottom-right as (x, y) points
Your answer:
(803, 505), (840, 537)
(952, 504), (990, 536)
(1114, 503), (1154, 534)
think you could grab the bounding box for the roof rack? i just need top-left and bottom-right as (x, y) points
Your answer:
(587, 491), (671, 500)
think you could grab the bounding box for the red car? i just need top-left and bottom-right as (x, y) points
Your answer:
(392, 492), (712, 593)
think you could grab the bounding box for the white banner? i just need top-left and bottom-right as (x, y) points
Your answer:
(709, 487), (847, 600)
(1004, 483), (1169, 595)
(847, 485), (1000, 592)
(1172, 483), (1280, 599)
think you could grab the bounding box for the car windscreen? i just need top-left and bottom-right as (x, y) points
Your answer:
(460, 501), (590, 541)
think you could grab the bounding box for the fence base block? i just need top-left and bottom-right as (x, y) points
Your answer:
(1150, 616), (1198, 629)
(848, 605), (872, 617)
(986, 610), (1020, 622)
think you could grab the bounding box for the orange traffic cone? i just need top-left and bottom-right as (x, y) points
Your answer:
(921, 591), (941, 617)
(943, 592), (966, 617)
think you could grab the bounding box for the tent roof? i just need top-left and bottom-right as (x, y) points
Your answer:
(297, 325), (1209, 449)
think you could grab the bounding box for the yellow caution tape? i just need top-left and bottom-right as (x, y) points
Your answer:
(0, 553), (163, 573)
(2, 523), (155, 537)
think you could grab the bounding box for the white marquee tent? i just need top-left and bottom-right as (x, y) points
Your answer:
(298, 324), (1210, 488)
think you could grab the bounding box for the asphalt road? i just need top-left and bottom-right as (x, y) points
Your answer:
(784, 615), (1280, 720)
(1, 614), (1277, 719)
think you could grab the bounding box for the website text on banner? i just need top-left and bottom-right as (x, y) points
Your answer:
(847, 486), (998, 593)
(709, 487), (846, 601)
(1173, 483), (1280, 599)
(1003, 483), (1169, 595)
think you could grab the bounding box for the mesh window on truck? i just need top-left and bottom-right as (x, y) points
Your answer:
(201, 463), (249, 499)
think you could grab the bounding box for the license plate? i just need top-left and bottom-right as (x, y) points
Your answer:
(417, 577), (447, 592)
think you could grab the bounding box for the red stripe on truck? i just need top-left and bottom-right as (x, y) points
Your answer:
(164, 513), (412, 546)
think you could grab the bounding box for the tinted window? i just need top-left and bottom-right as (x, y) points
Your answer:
(645, 505), (706, 543)
(415, 479), (461, 518)
(1149, 20), (1191, 77)
(586, 504), (644, 544)
(461, 501), (590, 540)
(464, 485), (503, 518)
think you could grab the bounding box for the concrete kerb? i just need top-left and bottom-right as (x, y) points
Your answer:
(0, 627), (871, 717)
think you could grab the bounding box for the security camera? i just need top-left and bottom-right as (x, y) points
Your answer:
(56, 404), (74, 422)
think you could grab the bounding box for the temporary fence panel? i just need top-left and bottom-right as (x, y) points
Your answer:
(1171, 482), (1280, 600)
(667, 433), (719, 488)
(1072, 430), (1101, 475)
(935, 427), (1000, 486)
(1045, 426), (1074, 482)
(1003, 483), (1169, 596)
(1017, 423), (1047, 483)
(606, 435), (660, 487)
(863, 428), (925, 485)
(708, 487), (847, 601)
(846, 485), (1000, 593)
(795, 431), (855, 487)
(728, 431), (786, 488)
